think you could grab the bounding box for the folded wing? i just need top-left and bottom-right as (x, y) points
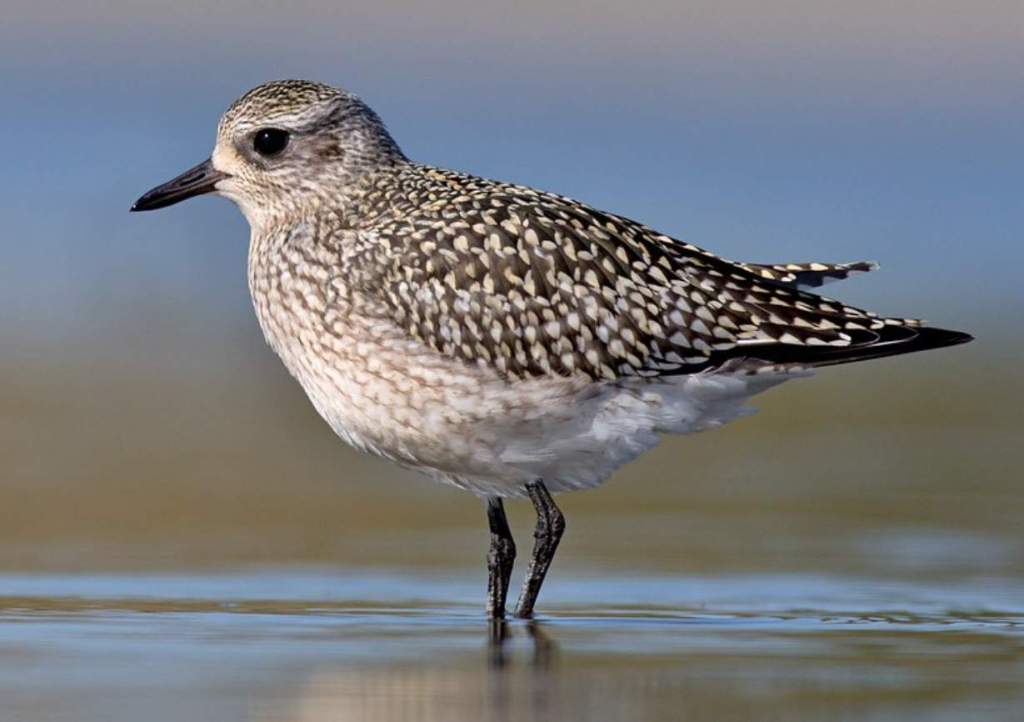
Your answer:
(352, 169), (971, 380)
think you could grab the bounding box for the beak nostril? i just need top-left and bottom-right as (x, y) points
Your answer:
(131, 158), (228, 212)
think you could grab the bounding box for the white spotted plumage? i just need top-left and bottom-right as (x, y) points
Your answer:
(162, 80), (972, 497)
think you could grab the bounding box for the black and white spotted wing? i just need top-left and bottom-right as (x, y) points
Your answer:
(350, 168), (970, 380)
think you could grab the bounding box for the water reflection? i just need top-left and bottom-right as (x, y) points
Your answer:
(260, 616), (1024, 722)
(1, 571), (1021, 722)
(487, 619), (557, 670)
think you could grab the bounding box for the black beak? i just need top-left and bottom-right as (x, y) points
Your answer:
(130, 158), (228, 212)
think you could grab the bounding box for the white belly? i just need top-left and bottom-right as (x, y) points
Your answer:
(285, 333), (805, 497)
(251, 276), (805, 497)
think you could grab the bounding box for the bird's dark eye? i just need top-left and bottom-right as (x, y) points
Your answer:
(253, 128), (290, 156)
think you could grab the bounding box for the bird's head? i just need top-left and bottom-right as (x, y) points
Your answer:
(131, 80), (405, 225)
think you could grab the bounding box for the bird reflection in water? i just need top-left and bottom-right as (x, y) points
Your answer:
(487, 619), (557, 670)
(259, 621), (563, 722)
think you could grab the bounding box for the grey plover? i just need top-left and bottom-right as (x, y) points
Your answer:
(132, 80), (972, 619)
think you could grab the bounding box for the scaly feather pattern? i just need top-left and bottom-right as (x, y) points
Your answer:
(339, 165), (966, 381)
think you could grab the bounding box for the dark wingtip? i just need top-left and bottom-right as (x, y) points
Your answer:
(697, 324), (974, 372)
(804, 325), (974, 367)
(920, 327), (974, 349)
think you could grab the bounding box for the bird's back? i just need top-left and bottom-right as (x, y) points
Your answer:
(339, 163), (971, 384)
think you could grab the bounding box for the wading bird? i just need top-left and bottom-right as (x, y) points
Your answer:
(132, 80), (971, 618)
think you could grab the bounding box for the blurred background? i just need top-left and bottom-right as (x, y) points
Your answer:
(1, 2), (1022, 720)
(2, 0), (1020, 573)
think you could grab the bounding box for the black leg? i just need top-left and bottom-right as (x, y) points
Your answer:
(486, 496), (516, 619)
(513, 480), (565, 619)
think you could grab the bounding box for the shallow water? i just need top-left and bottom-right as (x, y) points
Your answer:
(2, 570), (1022, 722)
(2, 348), (1022, 720)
